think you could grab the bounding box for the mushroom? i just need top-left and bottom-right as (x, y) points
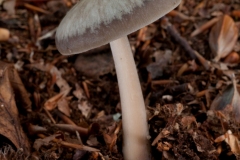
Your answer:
(55, 0), (181, 159)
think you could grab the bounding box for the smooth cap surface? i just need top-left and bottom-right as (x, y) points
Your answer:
(56, 0), (181, 55)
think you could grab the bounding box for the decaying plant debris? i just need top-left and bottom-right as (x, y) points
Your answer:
(1, 0), (240, 159)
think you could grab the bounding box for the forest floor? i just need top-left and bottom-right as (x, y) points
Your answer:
(1, 0), (240, 159)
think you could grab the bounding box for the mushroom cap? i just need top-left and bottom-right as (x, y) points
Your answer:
(56, 0), (181, 55)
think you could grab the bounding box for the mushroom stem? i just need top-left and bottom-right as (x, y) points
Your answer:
(110, 36), (150, 160)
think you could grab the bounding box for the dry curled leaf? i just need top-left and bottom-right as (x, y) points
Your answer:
(73, 84), (92, 118)
(191, 17), (219, 37)
(214, 130), (240, 155)
(230, 78), (240, 122)
(157, 141), (172, 152)
(44, 88), (70, 111)
(48, 64), (71, 92)
(0, 61), (30, 155)
(209, 15), (239, 61)
(3, 0), (16, 15)
(152, 128), (170, 146)
(211, 76), (240, 122)
(181, 116), (197, 129)
(225, 130), (240, 155)
(57, 97), (71, 117)
(28, 62), (71, 92)
(33, 134), (60, 151)
(210, 83), (234, 111)
(103, 122), (121, 153)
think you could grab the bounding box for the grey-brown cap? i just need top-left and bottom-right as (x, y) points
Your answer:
(56, 0), (181, 55)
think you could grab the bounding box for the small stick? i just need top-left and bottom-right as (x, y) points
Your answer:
(196, 90), (208, 98)
(151, 80), (178, 86)
(28, 123), (47, 135)
(24, 3), (51, 14)
(161, 17), (196, 60)
(82, 81), (90, 99)
(53, 123), (89, 137)
(191, 17), (220, 37)
(161, 17), (210, 70)
(43, 108), (56, 124)
(37, 134), (99, 152)
(76, 131), (83, 145)
(167, 10), (195, 21)
(54, 109), (76, 125)
(51, 55), (67, 66)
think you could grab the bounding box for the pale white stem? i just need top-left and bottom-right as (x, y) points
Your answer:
(110, 36), (150, 160)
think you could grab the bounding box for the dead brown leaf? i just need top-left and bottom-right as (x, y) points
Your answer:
(48, 64), (71, 92)
(57, 97), (71, 117)
(73, 84), (92, 118)
(103, 122), (121, 153)
(73, 83), (85, 100)
(33, 134), (60, 151)
(78, 101), (92, 118)
(210, 83), (234, 111)
(211, 75), (240, 122)
(230, 78), (240, 122)
(137, 24), (157, 42)
(44, 88), (70, 111)
(214, 130), (240, 155)
(181, 116), (197, 129)
(157, 141), (172, 152)
(0, 61), (30, 155)
(152, 128), (171, 146)
(103, 133), (118, 153)
(3, 0), (16, 15)
(209, 15), (239, 61)
(29, 63), (71, 92)
(225, 130), (240, 155)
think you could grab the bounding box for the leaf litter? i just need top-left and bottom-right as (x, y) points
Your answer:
(1, 0), (240, 159)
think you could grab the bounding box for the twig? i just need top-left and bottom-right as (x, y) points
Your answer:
(161, 17), (210, 70)
(161, 17), (196, 59)
(43, 108), (56, 124)
(54, 109), (76, 125)
(37, 134), (99, 152)
(191, 17), (220, 37)
(82, 81), (90, 99)
(24, 3), (51, 14)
